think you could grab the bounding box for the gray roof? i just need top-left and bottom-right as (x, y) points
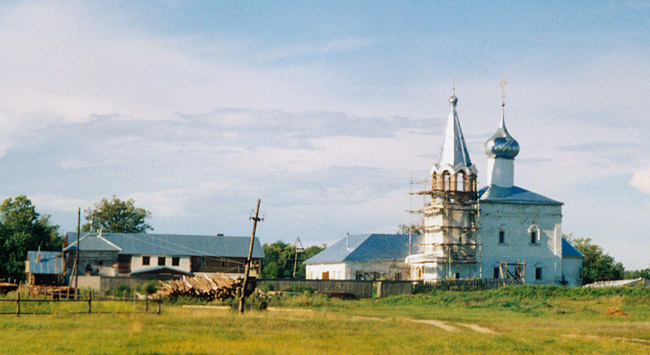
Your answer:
(27, 251), (63, 275)
(562, 238), (584, 258)
(64, 234), (121, 252)
(64, 232), (264, 258)
(437, 95), (474, 169)
(304, 234), (412, 264)
(478, 185), (562, 205)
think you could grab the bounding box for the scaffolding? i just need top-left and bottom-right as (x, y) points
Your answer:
(499, 261), (526, 285)
(407, 176), (481, 279)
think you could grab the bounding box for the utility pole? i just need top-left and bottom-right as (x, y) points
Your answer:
(239, 199), (263, 315)
(74, 207), (80, 299)
(292, 237), (304, 279)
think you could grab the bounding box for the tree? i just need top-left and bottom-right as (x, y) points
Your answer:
(0, 196), (62, 281)
(571, 238), (624, 284)
(397, 224), (421, 235)
(83, 196), (152, 233)
(259, 241), (326, 279)
(624, 267), (650, 280)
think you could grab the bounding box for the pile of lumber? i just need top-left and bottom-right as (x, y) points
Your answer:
(157, 274), (249, 301)
(28, 285), (76, 299)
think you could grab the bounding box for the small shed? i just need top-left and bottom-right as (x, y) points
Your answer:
(26, 251), (64, 285)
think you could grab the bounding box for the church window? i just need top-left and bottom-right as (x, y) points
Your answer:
(493, 267), (500, 279)
(498, 231), (505, 244)
(528, 225), (540, 244)
(443, 172), (450, 191)
(535, 267), (543, 280)
(457, 172), (466, 191)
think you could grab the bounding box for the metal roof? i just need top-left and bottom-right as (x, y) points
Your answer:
(562, 238), (584, 258)
(130, 266), (193, 276)
(64, 233), (121, 252)
(27, 251), (62, 275)
(64, 232), (264, 258)
(478, 185), (562, 205)
(436, 95), (475, 171)
(304, 234), (411, 264)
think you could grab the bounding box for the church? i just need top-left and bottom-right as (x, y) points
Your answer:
(305, 85), (584, 286)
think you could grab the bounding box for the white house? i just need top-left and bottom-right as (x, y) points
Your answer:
(305, 234), (412, 280)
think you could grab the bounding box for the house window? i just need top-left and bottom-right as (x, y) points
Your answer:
(158, 257), (166, 266)
(535, 267), (543, 280)
(493, 267), (500, 279)
(221, 258), (228, 267)
(498, 231), (505, 244)
(171, 257), (180, 266)
(142, 256), (150, 266)
(530, 231), (537, 244)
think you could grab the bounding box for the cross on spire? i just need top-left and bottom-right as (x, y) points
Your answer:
(500, 76), (507, 107)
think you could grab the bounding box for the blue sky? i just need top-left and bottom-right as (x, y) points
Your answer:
(0, 1), (648, 269)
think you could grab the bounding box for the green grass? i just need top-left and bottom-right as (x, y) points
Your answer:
(1, 286), (649, 354)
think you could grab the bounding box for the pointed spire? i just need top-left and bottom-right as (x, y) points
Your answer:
(434, 90), (475, 173)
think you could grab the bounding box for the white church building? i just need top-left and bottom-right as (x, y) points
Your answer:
(306, 87), (584, 286)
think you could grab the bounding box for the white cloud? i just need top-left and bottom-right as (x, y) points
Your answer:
(29, 194), (95, 213)
(630, 166), (650, 195)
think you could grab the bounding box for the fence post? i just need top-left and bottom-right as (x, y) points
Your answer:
(157, 294), (161, 315)
(88, 291), (92, 314)
(16, 292), (20, 317)
(145, 294), (149, 313)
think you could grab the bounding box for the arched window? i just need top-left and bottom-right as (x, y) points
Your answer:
(457, 172), (466, 192)
(442, 172), (450, 191)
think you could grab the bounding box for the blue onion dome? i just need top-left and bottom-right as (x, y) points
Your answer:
(484, 114), (519, 159)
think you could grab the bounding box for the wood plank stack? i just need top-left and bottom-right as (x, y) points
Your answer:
(157, 274), (248, 301)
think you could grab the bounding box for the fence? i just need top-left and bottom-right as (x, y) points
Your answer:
(412, 278), (519, 293)
(258, 279), (373, 299)
(0, 291), (162, 317)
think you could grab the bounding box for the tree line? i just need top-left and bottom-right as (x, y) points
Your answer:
(0, 194), (645, 284)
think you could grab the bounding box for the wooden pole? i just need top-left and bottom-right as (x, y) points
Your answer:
(16, 292), (20, 317)
(88, 291), (92, 314)
(157, 294), (161, 315)
(145, 294), (148, 313)
(239, 199), (263, 315)
(74, 207), (80, 300)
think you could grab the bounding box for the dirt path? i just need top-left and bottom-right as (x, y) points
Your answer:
(410, 319), (460, 332)
(457, 323), (498, 334)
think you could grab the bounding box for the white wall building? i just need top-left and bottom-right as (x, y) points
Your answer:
(307, 88), (584, 286)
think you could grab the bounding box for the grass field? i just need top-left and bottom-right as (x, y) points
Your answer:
(1, 286), (649, 354)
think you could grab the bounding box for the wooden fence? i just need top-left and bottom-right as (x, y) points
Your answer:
(413, 278), (519, 293)
(0, 292), (161, 317)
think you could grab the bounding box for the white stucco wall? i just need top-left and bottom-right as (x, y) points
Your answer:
(306, 263), (347, 280)
(562, 257), (583, 287)
(487, 157), (514, 188)
(306, 261), (408, 280)
(479, 201), (564, 285)
(131, 255), (191, 273)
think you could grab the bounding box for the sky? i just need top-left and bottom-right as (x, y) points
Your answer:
(0, 1), (648, 269)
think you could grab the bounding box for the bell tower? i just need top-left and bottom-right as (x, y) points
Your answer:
(407, 91), (480, 280)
